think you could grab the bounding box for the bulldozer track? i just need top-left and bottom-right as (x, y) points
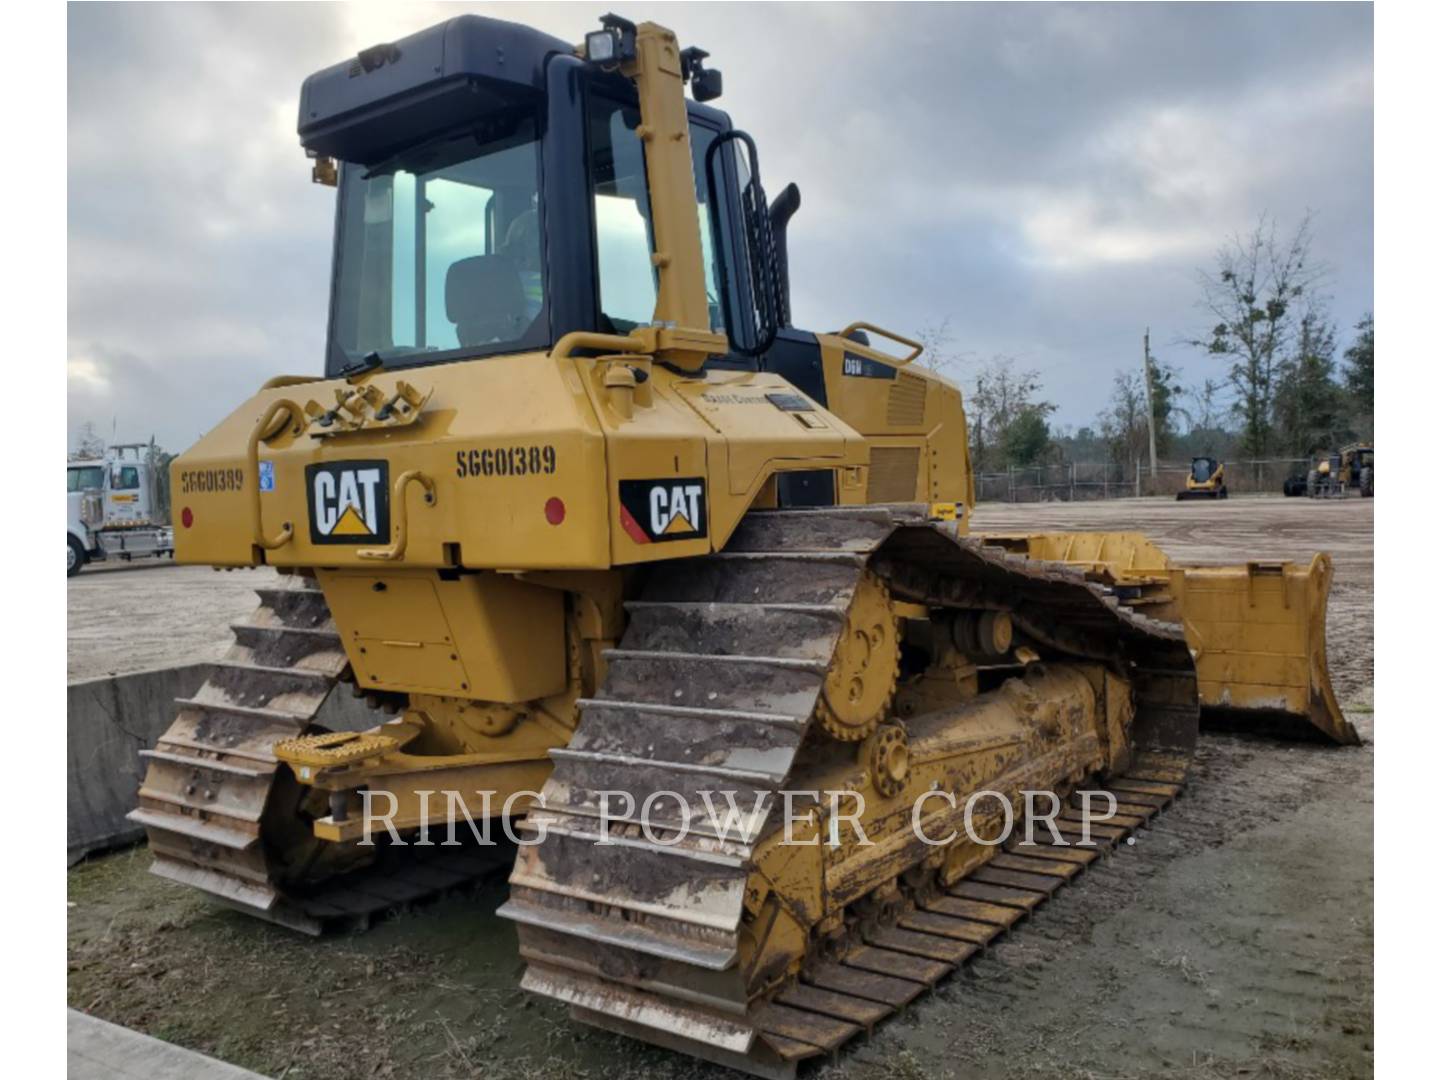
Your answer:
(501, 505), (1199, 1078)
(130, 575), (507, 935)
(569, 770), (1183, 1075)
(133, 506), (1198, 1072)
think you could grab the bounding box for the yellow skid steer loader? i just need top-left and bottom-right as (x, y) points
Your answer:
(1177, 455), (1227, 499)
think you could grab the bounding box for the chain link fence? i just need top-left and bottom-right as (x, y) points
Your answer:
(975, 459), (1311, 502)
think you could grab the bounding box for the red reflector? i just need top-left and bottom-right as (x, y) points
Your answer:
(181, 507), (194, 528)
(544, 497), (565, 525)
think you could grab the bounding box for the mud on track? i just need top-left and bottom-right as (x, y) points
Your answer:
(67, 496), (1374, 1079)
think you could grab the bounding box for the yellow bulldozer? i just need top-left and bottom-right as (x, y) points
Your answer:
(132, 14), (1358, 1075)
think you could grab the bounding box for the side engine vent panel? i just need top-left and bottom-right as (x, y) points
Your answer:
(887, 372), (929, 428)
(868, 446), (921, 503)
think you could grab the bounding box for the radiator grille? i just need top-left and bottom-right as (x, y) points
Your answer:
(887, 372), (928, 427)
(868, 447), (921, 503)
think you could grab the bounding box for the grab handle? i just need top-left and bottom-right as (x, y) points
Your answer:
(248, 399), (300, 551)
(838, 322), (924, 365)
(358, 470), (436, 561)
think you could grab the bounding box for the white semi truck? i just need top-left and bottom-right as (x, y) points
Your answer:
(67, 444), (174, 577)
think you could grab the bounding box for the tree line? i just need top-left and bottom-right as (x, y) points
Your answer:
(931, 213), (1374, 474)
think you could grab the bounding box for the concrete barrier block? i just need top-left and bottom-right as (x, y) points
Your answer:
(68, 664), (210, 862)
(68, 664), (376, 862)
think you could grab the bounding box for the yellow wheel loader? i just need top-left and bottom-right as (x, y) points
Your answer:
(131, 14), (1358, 1075)
(1176, 455), (1227, 500)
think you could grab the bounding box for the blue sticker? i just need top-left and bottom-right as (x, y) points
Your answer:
(259, 461), (275, 493)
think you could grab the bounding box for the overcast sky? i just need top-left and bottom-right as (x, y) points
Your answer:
(67, 1), (1373, 453)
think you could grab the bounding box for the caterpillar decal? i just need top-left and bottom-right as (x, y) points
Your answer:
(618, 477), (707, 543)
(306, 460), (389, 544)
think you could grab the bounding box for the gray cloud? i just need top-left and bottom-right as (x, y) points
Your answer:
(68, 1), (1373, 451)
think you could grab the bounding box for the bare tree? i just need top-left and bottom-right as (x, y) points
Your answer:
(967, 356), (1053, 472)
(913, 317), (970, 379)
(1192, 213), (1325, 457)
(73, 422), (106, 460)
(1177, 379), (1231, 455)
(1100, 370), (1147, 467)
(1183, 379), (1227, 434)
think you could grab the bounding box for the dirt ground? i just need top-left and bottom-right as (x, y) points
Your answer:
(67, 495), (1374, 1079)
(67, 562), (279, 680)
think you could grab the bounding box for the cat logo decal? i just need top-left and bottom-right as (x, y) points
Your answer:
(618, 478), (707, 544)
(306, 461), (389, 545)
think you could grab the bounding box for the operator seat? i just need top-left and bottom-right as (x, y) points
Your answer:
(445, 255), (527, 346)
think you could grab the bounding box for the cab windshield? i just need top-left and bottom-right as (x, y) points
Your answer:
(68, 466), (104, 492)
(328, 112), (546, 371)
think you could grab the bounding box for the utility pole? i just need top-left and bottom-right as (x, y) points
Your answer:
(973, 376), (986, 477)
(1141, 328), (1158, 480)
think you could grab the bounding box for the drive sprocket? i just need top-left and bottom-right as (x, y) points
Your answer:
(816, 570), (900, 742)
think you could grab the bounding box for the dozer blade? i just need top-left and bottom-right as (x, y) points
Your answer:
(1173, 553), (1359, 744)
(975, 532), (1358, 745)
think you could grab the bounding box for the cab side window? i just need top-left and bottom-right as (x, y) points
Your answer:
(587, 97), (656, 332)
(585, 93), (726, 334)
(689, 124), (725, 334)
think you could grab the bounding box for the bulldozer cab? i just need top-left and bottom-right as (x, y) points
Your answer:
(306, 15), (769, 378)
(1189, 456), (1217, 483)
(329, 117), (547, 365)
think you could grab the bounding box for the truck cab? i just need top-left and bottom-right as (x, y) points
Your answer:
(67, 445), (174, 576)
